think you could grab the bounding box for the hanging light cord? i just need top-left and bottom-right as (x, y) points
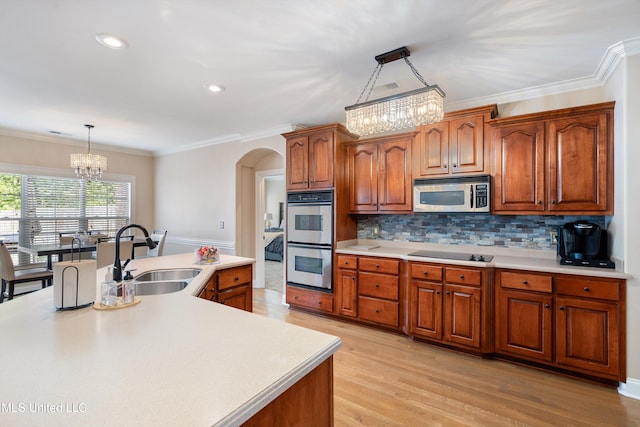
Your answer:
(85, 124), (94, 154)
(354, 54), (431, 105)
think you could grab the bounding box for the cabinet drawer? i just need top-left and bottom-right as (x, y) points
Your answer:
(337, 255), (358, 270)
(358, 296), (399, 327)
(500, 271), (552, 293)
(411, 263), (443, 281)
(218, 265), (252, 291)
(359, 257), (399, 275)
(555, 276), (620, 301)
(286, 286), (334, 313)
(358, 272), (399, 300)
(445, 267), (481, 286)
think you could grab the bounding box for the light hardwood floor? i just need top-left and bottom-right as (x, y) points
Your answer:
(253, 288), (640, 427)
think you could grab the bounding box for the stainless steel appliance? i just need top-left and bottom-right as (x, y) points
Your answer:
(414, 175), (490, 213)
(286, 191), (333, 291)
(558, 221), (614, 268)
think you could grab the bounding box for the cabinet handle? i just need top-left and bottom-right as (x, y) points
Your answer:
(234, 276), (239, 281)
(559, 306), (565, 311)
(294, 296), (299, 300)
(545, 304), (550, 309)
(452, 163), (457, 168)
(522, 280), (528, 285)
(220, 301), (226, 304)
(537, 200), (543, 205)
(375, 309), (380, 313)
(552, 200), (558, 204)
(445, 291), (451, 295)
(344, 261), (349, 265)
(443, 163), (447, 169)
(436, 290), (441, 295)
(459, 275), (465, 279)
(375, 283), (380, 288)
(375, 264), (380, 268)
(583, 287), (590, 292)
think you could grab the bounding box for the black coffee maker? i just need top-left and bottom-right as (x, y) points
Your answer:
(558, 221), (614, 268)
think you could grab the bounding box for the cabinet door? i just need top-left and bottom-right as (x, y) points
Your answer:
(547, 113), (610, 212)
(495, 288), (553, 362)
(378, 137), (412, 212)
(449, 115), (485, 174)
(218, 285), (252, 312)
(286, 136), (309, 190)
(415, 121), (449, 176)
(348, 143), (378, 212)
(410, 279), (443, 340)
(308, 130), (334, 189)
(493, 122), (545, 212)
(443, 284), (481, 348)
(556, 295), (620, 377)
(337, 268), (358, 318)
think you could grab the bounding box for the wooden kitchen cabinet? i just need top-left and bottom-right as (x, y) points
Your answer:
(336, 255), (358, 318)
(198, 264), (253, 312)
(414, 105), (498, 177)
(286, 285), (334, 314)
(347, 133), (413, 213)
(284, 124), (358, 191)
(555, 276), (622, 379)
(409, 262), (492, 353)
(495, 270), (553, 362)
(492, 102), (614, 215)
(495, 269), (625, 382)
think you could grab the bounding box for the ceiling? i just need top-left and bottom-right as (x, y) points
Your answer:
(2, 0), (640, 156)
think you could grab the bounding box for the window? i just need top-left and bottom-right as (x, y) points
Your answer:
(0, 173), (131, 267)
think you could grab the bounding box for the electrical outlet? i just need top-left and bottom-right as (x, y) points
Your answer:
(550, 231), (558, 245)
(219, 221), (224, 229)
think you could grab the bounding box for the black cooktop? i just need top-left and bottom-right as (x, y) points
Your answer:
(409, 250), (494, 263)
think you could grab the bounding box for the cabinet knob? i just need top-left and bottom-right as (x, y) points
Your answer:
(537, 200), (543, 205)
(436, 290), (441, 295)
(559, 306), (565, 311)
(234, 276), (239, 281)
(443, 164), (448, 169)
(375, 283), (380, 288)
(294, 296), (299, 300)
(220, 301), (226, 305)
(459, 275), (465, 279)
(452, 164), (457, 168)
(345, 261), (349, 265)
(523, 280), (528, 285)
(446, 291), (451, 295)
(423, 271), (429, 276)
(375, 309), (380, 313)
(584, 287), (590, 292)
(552, 200), (558, 204)
(375, 264), (380, 268)
(545, 304), (550, 309)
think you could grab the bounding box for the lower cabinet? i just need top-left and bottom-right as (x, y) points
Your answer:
(409, 262), (492, 353)
(286, 285), (334, 314)
(495, 270), (624, 381)
(198, 264), (253, 312)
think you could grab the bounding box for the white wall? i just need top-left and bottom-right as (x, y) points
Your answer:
(153, 134), (285, 255)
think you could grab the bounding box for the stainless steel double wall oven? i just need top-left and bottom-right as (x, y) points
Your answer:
(286, 191), (333, 291)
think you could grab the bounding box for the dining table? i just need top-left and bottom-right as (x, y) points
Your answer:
(18, 238), (155, 270)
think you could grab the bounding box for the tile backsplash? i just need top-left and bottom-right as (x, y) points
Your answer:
(357, 214), (609, 251)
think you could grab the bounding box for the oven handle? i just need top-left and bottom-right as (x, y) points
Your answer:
(286, 242), (332, 250)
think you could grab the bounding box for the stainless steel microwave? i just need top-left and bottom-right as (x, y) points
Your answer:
(413, 175), (490, 213)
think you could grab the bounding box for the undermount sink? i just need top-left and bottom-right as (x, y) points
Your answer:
(127, 268), (203, 295)
(134, 268), (202, 282)
(133, 280), (190, 295)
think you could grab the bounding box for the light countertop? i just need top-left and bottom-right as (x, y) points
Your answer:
(0, 253), (341, 426)
(336, 240), (629, 279)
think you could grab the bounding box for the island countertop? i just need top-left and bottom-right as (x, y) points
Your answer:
(0, 253), (341, 426)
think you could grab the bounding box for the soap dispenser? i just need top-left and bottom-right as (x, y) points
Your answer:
(122, 270), (136, 304)
(100, 267), (117, 307)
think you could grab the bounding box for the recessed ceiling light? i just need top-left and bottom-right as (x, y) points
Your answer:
(206, 84), (225, 93)
(95, 33), (128, 49)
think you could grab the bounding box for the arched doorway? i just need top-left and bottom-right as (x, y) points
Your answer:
(235, 148), (285, 295)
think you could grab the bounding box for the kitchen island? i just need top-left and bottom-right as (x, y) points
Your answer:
(0, 253), (341, 426)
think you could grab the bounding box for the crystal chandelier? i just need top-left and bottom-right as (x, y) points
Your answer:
(345, 47), (445, 136)
(70, 124), (107, 181)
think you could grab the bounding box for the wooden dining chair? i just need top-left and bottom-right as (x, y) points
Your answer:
(96, 240), (134, 269)
(0, 242), (53, 303)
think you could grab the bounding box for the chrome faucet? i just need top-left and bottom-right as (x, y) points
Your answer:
(113, 224), (157, 282)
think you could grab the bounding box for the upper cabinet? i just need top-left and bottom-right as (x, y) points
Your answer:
(284, 124), (358, 191)
(414, 105), (498, 178)
(491, 102), (614, 215)
(347, 133), (414, 213)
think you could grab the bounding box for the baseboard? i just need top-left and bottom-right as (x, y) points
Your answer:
(619, 377), (640, 400)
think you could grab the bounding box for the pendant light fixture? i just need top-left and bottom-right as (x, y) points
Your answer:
(70, 124), (107, 181)
(345, 46), (445, 136)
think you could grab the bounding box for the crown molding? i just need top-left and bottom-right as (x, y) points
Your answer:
(446, 36), (640, 112)
(0, 127), (153, 157)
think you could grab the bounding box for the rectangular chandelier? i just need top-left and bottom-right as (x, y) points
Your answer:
(345, 46), (445, 136)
